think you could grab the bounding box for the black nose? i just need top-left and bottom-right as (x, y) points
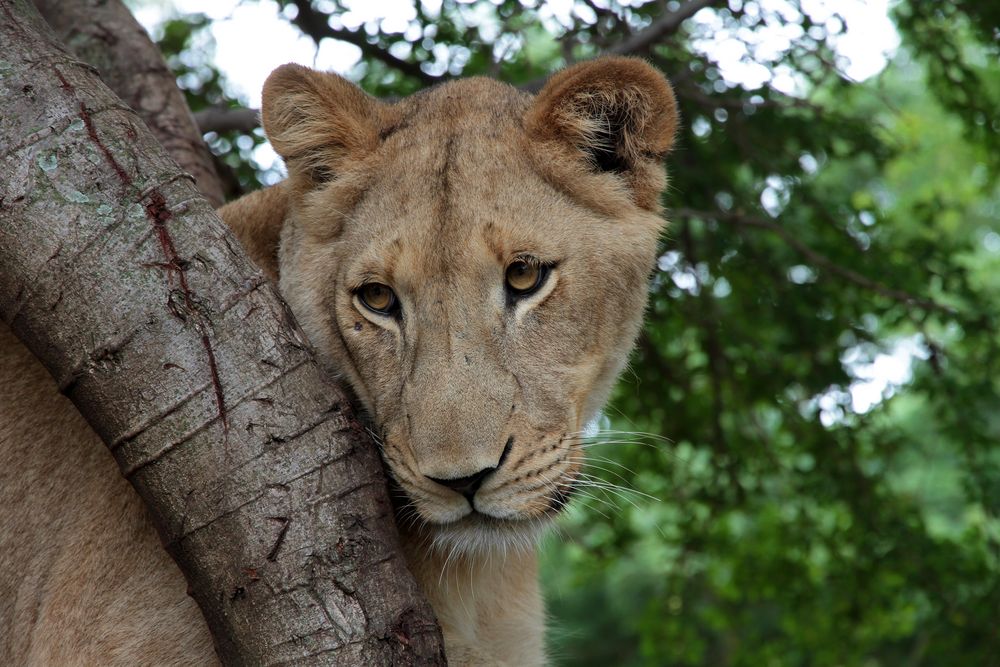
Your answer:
(427, 466), (495, 501)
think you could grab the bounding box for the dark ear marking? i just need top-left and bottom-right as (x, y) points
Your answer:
(583, 103), (634, 173)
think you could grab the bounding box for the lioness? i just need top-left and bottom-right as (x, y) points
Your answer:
(0, 57), (676, 665)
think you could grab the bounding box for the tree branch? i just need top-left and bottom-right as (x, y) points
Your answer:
(0, 1), (445, 662)
(672, 207), (958, 315)
(520, 0), (721, 93)
(288, 0), (439, 86)
(608, 0), (722, 56)
(194, 1), (721, 131)
(195, 106), (261, 135)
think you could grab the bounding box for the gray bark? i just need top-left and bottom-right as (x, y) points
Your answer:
(33, 0), (227, 207)
(0, 1), (445, 664)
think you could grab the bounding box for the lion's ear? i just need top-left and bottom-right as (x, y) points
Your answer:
(525, 57), (679, 209)
(262, 64), (390, 185)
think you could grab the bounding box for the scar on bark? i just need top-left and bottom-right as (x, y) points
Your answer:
(51, 64), (229, 435)
(267, 516), (291, 562)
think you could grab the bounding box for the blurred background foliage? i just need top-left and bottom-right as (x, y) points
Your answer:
(130, 1), (999, 664)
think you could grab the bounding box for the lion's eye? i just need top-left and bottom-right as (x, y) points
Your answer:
(505, 260), (547, 296)
(357, 283), (398, 315)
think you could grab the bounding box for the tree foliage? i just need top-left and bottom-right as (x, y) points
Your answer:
(136, 1), (1000, 664)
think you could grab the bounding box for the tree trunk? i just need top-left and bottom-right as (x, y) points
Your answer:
(33, 0), (227, 207)
(0, 1), (445, 664)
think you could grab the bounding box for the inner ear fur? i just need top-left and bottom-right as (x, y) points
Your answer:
(261, 63), (394, 187)
(525, 57), (679, 210)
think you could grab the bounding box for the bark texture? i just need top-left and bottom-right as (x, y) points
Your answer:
(0, 1), (445, 664)
(33, 0), (226, 207)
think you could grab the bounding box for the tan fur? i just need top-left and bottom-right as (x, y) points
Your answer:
(0, 324), (216, 665)
(224, 57), (678, 664)
(1, 57), (676, 665)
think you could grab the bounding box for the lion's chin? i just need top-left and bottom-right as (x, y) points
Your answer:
(391, 496), (554, 555)
(419, 512), (554, 555)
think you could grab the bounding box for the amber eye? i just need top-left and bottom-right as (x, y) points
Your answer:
(505, 259), (547, 296)
(357, 283), (398, 315)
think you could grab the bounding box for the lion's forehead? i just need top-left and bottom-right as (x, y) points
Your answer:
(342, 142), (566, 275)
(392, 77), (532, 134)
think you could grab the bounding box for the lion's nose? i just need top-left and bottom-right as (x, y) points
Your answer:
(427, 466), (495, 501)
(423, 437), (513, 501)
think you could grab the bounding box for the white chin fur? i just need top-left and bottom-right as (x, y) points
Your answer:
(426, 514), (553, 556)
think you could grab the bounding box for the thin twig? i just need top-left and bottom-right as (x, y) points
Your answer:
(194, 106), (260, 134)
(671, 207), (957, 315)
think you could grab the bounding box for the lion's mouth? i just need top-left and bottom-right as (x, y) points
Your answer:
(386, 475), (576, 538)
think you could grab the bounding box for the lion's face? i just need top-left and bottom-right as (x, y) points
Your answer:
(261, 59), (677, 551)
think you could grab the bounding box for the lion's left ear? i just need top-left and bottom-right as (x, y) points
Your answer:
(525, 57), (679, 210)
(261, 64), (394, 186)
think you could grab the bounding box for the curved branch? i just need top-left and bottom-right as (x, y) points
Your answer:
(195, 1), (723, 130)
(195, 107), (261, 135)
(672, 207), (957, 315)
(520, 0), (722, 93)
(608, 0), (723, 57)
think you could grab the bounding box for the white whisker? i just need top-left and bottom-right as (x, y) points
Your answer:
(584, 454), (640, 476)
(564, 429), (673, 443)
(566, 456), (635, 487)
(573, 471), (658, 499)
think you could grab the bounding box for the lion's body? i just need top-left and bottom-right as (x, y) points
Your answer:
(0, 325), (215, 665)
(1, 58), (675, 665)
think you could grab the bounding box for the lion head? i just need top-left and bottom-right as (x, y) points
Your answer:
(241, 57), (677, 551)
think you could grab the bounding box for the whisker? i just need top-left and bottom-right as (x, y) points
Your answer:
(573, 481), (645, 511)
(566, 457), (636, 488)
(535, 472), (618, 519)
(576, 440), (662, 450)
(521, 463), (621, 519)
(564, 429), (673, 443)
(563, 490), (616, 519)
(583, 454), (640, 476)
(574, 472), (660, 503)
(568, 477), (639, 511)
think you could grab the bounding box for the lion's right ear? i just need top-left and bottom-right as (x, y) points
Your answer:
(525, 57), (679, 211)
(261, 64), (391, 185)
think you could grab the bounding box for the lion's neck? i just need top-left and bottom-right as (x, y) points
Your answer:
(398, 526), (546, 666)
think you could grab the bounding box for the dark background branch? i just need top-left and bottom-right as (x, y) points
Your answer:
(288, 0), (440, 86)
(195, 106), (261, 134)
(672, 207), (957, 314)
(609, 0), (723, 56)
